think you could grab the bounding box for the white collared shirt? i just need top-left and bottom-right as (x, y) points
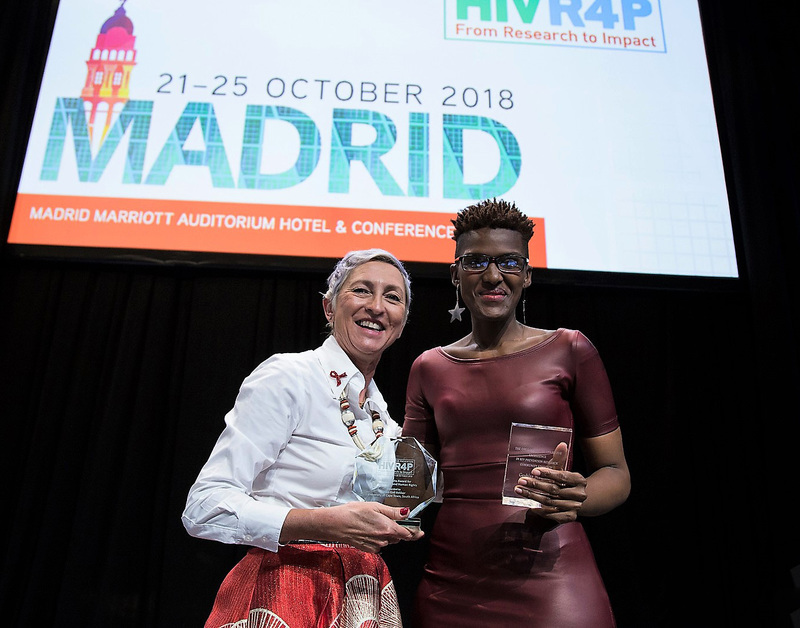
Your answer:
(181, 336), (401, 552)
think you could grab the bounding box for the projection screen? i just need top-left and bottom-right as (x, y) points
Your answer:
(7, 0), (738, 278)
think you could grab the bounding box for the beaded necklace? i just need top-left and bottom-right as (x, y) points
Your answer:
(338, 386), (385, 462)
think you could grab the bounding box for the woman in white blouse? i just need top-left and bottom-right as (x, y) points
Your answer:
(183, 249), (422, 628)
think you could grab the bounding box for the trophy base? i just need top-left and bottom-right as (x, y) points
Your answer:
(397, 517), (421, 529)
(501, 495), (543, 508)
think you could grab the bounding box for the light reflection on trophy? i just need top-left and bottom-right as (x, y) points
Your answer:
(502, 423), (573, 508)
(353, 436), (438, 529)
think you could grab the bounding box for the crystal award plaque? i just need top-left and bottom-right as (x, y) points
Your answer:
(501, 423), (573, 508)
(353, 436), (438, 529)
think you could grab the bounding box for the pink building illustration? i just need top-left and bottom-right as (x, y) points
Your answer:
(81, 0), (137, 142)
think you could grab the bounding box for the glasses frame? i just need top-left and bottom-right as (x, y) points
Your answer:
(454, 254), (529, 274)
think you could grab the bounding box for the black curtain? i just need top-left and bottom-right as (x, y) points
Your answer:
(1, 2), (798, 627)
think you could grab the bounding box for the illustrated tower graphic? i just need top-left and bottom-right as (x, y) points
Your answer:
(81, 0), (136, 144)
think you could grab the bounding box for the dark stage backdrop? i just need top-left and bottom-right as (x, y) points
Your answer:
(1, 2), (799, 627)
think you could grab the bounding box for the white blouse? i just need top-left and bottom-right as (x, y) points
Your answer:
(181, 336), (402, 552)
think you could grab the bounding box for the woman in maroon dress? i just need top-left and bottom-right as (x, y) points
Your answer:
(403, 199), (631, 627)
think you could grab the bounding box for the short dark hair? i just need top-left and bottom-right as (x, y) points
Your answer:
(451, 198), (534, 243)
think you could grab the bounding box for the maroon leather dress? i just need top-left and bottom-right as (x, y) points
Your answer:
(403, 329), (619, 627)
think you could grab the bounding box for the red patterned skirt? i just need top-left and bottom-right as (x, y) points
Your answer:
(205, 543), (402, 628)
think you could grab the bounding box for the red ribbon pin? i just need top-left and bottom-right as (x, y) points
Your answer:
(330, 370), (347, 386)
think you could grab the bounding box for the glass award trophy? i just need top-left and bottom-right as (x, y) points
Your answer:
(353, 436), (438, 528)
(501, 423), (573, 508)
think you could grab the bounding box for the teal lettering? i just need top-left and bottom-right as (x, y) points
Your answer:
(457, 0), (493, 20)
(408, 112), (429, 198)
(329, 109), (404, 196)
(145, 102), (234, 188)
(512, 0), (542, 23)
(442, 114), (521, 200)
(40, 98), (153, 183)
(39, 98), (506, 200)
(497, 0), (509, 21)
(238, 105), (321, 189)
(457, 0), (540, 22)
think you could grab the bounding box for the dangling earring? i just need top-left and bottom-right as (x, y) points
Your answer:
(448, 284), (465, 323)
(521, 290), (527, 325)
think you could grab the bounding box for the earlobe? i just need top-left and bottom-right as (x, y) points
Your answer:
(450, 264), (459, 286)
(322, 297), (334, 322)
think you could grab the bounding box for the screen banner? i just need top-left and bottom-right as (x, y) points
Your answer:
(8, 0), (737, 277)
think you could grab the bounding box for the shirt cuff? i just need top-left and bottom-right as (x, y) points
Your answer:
(238, 499), (292, 552)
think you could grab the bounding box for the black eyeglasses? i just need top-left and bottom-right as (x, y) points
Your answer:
(455, 254), (528, 274)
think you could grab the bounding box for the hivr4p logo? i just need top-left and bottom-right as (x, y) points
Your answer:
(445, 0), (666, 52)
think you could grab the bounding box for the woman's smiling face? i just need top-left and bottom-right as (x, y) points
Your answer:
(325, 261), (408, 371)
(451, 227), (532, 324)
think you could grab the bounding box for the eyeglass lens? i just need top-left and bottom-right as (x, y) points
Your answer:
(459, 255), (526, 273)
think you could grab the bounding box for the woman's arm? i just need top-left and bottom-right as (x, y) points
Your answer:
(182, 356), (306, 552)
(280, 502), (423, 553)
(578, 427), (631, 516)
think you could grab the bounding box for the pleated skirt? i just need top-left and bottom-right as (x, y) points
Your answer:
(205, 544), (402, 628)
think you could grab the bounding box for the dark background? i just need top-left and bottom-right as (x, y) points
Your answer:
(1, 2), (798, 626)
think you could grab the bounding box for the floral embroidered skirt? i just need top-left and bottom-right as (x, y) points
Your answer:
(205, 543), (402, 628)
